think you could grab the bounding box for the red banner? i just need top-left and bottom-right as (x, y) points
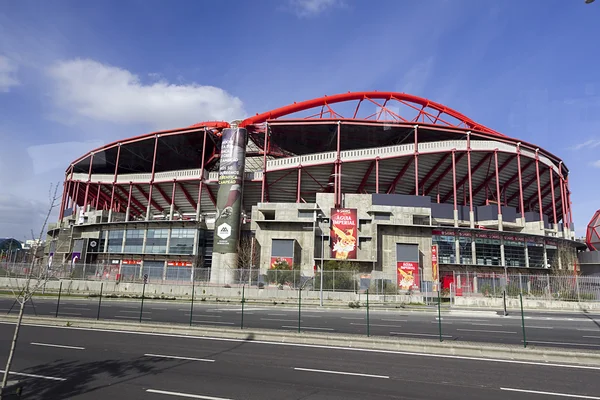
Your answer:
(397, 261), (420, 290)
(270, 257), (294, 269)
(167, 261), (192, 267)
(431, 245), (439, 283)
(330, 208), (358, 260)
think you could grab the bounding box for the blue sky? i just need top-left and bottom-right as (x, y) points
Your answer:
(0, 0), (599, 240)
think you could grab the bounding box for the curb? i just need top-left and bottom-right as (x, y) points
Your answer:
(2, 315), (600, 367)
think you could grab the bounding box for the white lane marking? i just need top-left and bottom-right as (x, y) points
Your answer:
(31, 342), (85, 350)
(144, 353), (214, 362)
(582, 336), (600, 339)
(0, 369), (66, 381)
(62, 307), (91, 311)
(146, 388), (233, 399)
(235, 312), (254, 314)
(431, 321), (453, 325)
(302, 315), (322, 318)
(57, 312), (82, 316)
(457, 329), (516, 334)
(471, 323), (503, 327)
(390, 332), (453, 338)
(151, 307), (168, 310)
(341, 317), (364, 320)
(261, 318), (298, 322)
(526, 340), (600, 347)
(185, 314), (221, 318)
(437, 318), (486, 323)
(381, 319), (408, 322)
(294, 367), (389, 379)
(282, 326), (334, 331)
(193, 321), (235, 325)
(119, 310), (150, 313)
(267, 313), (287, 316)
(528, 326), (554, 329)
(577, 328), (600, 332)
(500, 387), (600, 399)
(6, 321), (600, 371)
(351, 323), (401, 328)
(113, 316), (152, 320)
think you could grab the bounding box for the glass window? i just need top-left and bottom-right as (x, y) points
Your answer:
(169, 229), (195, 254)
(120, 264), (141, 281)
(475, 238), (501, 266)
(433, 235), (456, 264)
(166, 265), (192, 281)
(546, 245), (558, 268)
(528, 243), (545, 268)
(143, 261), (165, 281)
(146, 229), (168, 254)
(504, 242), (525, 267)
(107, 230), (124, 253)
(458, 236), (472, 265)
(123, 229), (144, 253)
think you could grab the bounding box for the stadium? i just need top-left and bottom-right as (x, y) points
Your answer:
(46, 91), (583, 289)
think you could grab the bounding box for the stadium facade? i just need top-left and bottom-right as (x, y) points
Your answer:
(46, 91), (584, 287)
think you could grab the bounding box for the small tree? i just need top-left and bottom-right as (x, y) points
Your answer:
(1, 183), (61, 392)
(315, 260), (359, 291)
(266, 261), (300, 288)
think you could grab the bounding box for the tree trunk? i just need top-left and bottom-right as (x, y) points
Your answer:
(1, 299), (25, 392)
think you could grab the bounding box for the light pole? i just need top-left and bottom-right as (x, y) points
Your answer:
(320, 220), (325, 307)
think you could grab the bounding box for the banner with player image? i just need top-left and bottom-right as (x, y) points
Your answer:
(397, 261), (420, 291)
(330, 208), (358, 259)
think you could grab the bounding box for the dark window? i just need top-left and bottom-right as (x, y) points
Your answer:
(374, 213), (390, 221)
(272, 239), (294, 257)
(169, 229), (195, 255)
(396, 243), (419, 262)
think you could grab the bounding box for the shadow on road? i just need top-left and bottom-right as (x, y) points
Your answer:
(15, 333), (257, 399)
(582, 309), (600, 330)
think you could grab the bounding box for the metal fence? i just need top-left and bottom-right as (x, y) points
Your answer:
(449, 272), (600, 302)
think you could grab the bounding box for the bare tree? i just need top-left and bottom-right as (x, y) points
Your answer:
(1, 183), (61, 393)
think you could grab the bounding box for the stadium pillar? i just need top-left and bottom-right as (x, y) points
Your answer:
(549, 166), (557, 229)
(559, 162), (566, 232)
(196, 128), (208, 220)
(108, 144), (121, 222)
(297, 166), (302, 203)
(170, 180), (177, 220)
(74, 181), (80, 215)
(375, 157), (380, 194)
(516, 144), (525, 224)
(261, 123), (269, 203)
(146, 135), (159, 221)
(83, 152), (94, 212)
(125, 182), (133, 222)
(414, 125), (419, 196)
(452, 150), (458, 228)
(211, 127), (248, 284)
(58, 180), (67, 221)
(335, 121), (341, 207)
(494, 150), (503, 231)
(466, 132), (474, 229)
(535, 149), (544, 230)
(95, 183), (101, 210)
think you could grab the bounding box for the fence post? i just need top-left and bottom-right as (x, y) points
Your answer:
(437, 289), (443, 342)
(96, 282), (103, 320)
(189, 279), (195, 326)
(139, 281), (146, 323)
(503, 289), (508, 316)
(546, 274), (551, 299)
(55, 281), (62, 318)
(298, 287), (302, 333)
(518, 273), (523, 294)
(520, 292), (527, 348)
(241, 284), (245, 329)
(366, 289), (370, 337)
(575, 274), (581, 302)
(492, 272), (496, 296)
(333, 270), (335, 292)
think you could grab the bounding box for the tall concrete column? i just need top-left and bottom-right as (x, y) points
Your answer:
(211, 127), (248, 284)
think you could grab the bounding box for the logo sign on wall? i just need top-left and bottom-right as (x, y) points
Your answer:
(330, 208), (358, 260)
(397, 261), (420, 291)
(270, 257), (294, 269)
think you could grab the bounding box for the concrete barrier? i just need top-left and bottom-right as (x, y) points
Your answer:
(454, 296), (600, 311)
(2, 315), (600, 367)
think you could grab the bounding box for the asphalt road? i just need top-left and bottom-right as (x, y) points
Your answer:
(0, 322), (599, 399)
(2, 296), (600, 350)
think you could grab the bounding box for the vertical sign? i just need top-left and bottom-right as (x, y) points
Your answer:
(213, 127), (247, 254)
(330, 208), (358, 259)
(431, 244), (439, 291)
(397, 261), (420, 290)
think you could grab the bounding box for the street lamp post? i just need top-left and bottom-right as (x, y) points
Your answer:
(320, 222), (324, 307)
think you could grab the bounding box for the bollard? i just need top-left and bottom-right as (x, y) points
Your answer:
(437, 289), (442, 342)
(366, 289), (370, 337)
(520, 292), (527, 348)
(298, 287), (302, 333)
(241, 284), (245, 329)
(139, 281), (146, 323)
(97, 282), (103, 320)
(189, 279), (195, 326)
(503, 290), (508, 316)
(55, 281), (62, 318)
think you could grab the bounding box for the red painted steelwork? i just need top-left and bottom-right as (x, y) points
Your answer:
(386, 159), (414, 194)
(440, 153), (493, 204)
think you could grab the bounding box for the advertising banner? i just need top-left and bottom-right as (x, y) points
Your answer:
(397, 261), (420, 291)
(167, 261), (193, 267)
(270, 256), (294, 269)
(330, 208), (358, 259)
(213, 127), (247, 254)
(431, 245), (439, 284)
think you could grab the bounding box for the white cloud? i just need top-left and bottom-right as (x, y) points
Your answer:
(592, 160), (600, 168)
(0, 55), (20, 92)
(397, 56), (435, 95)
(47, 59), (246, 130)
(289, 0), (344, 17)
(570, 139), (600, 151)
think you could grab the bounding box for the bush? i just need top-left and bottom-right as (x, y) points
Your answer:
(266, 262), (301, 287)
(348, 300), (361, 308)
(369, 279), (397, 295)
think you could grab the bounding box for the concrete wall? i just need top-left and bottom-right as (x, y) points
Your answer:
(454, 296), (600, 311)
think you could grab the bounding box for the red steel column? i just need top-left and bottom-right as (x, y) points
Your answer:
(535, 149), (544, 226)
(261, 123), (269, 203)
(95, 183), (101, 210)
(516, 144), (525, 221)
(73, 181), (80, 215)
(126, 182), (133, 221)
(58, 180), (68, 221)
(549, 166), (557, 227)
(375, 157), (380, 194)
(196, 128), (208, 219)
(494, 150), (502, 230)
(336, 121), (341, 207)
(297, 166), (302, 203)
(559, 162), (567, 229)
(566, 179), (573, 229)
(171, 180), (177, 220)
(452, 149), (458, 227)
(414, 125), (419, 195)
(83, 153), (94, 211)
(146, 135), (159, 220)
(467, 132), (474, 228)
(108, 144), (121, 222)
